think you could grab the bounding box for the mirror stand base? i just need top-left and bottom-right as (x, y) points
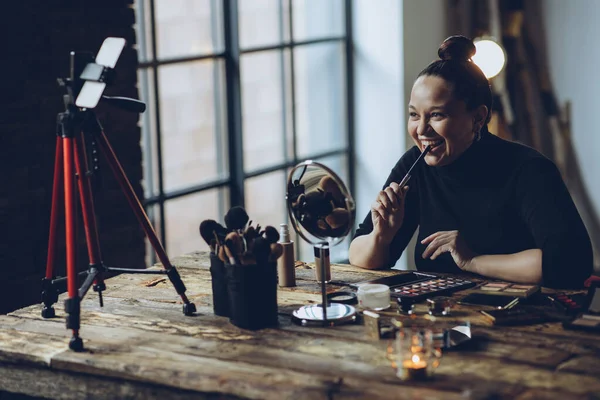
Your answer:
(291, 303), (357, 327)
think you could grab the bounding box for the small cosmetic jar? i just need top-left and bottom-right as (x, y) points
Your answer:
(357, 284), (391, 310)
(426, 296), (454, 316)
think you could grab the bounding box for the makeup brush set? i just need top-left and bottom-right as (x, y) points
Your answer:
(199, 206), (284, 267)
(199, 206), (282, 330)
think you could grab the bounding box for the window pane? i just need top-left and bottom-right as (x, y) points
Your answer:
(135, 0), (154, 62)
(292, 0), (344, 41)
(165, 188), (230, 257)
(239, 0), (290, 49)
(314, 154), (348, 187)
(294, 43), (346, 159)
(241, 50), (289, 172)
(138, 67), (159, 198)
(158, 60), (228, 193)
(154, 0), (223, 59)
(144, 204), (162, 267)
(244, 170), (287, 229)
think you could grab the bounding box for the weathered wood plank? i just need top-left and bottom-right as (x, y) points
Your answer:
(0, 324), (464, 400)
(557, 355), (600, 375)
(514, 389), (593, 400)
(51, 345), (340, 400)
(475, 325), (600, 353)
(12, 280), (600, 364)
(435, 354), (600, 395)
(0, 329), (67, 366)
(0, 309), (583, 378)
(8, 291), (600, 370)
(0, 361), (237, 400)
(0, 318), (418, 399)
(4, 300), (600, 397)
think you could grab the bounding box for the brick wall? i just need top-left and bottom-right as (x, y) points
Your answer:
(0, 1), (145, 314)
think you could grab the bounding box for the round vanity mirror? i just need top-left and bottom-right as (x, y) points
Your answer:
(285, 160), (357, 326)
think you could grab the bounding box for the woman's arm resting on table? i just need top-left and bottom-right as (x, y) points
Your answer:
(460, 157), (592, 288)
(515, 158), (593, 288)
(467, 249), (542, 284)
(348, 232), (392, 270)
(421, 230), (543, 284)
(450, 157), (593, 288)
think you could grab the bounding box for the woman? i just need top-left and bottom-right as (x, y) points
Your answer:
(348, 35), (592, 289)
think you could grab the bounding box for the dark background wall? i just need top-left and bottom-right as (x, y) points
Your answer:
(0, 1), (145, 314)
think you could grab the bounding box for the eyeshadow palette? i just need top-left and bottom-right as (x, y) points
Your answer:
(390, 276), (477, 302)
(470, 282), (540, 298)
(480, 307), (551, 326)
(350, 271), (437, 289)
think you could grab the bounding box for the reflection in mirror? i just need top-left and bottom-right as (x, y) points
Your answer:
(286, 161), (355, 246)
(285, 160), (357, 326)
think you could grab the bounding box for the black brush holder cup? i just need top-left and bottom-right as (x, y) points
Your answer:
(209, 253), (230, 317)
(225, 262), (279, 330)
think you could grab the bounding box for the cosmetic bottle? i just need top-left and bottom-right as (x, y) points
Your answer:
(277, 224), (296, 287)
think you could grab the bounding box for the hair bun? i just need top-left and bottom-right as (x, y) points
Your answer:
(438, 35), (476, 62)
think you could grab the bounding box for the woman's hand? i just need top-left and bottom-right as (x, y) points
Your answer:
(421, 230), (478, 271)
(371, 182), (408, 243)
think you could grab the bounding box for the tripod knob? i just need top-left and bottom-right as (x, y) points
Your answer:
(93, 282), (106, 292)
(93, 282), (106, 307)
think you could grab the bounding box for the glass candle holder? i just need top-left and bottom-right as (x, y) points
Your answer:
(387, 325), (442, 381)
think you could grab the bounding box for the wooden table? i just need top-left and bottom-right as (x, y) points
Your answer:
(1, 251), (599, 400)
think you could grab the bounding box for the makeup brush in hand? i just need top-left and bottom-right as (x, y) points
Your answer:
(398, 145), (431, 188)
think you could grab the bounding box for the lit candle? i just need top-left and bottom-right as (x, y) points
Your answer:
(400, 354), (428, 381)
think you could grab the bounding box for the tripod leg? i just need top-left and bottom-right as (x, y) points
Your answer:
(96, 131), (196, 316)
(74, 133), (106, 302)
(63, 137), (84, 351)
(42, 138), (63, 318)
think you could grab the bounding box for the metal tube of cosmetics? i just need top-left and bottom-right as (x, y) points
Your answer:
(398, 145), (432, 188)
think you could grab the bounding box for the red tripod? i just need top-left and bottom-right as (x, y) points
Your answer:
(41, 89), (196, 352)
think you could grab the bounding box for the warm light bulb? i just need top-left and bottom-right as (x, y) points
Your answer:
(472, 38), (506, 79)
(412, 354), (421, 363)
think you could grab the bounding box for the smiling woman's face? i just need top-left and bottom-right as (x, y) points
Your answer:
(408, 75), (486, 167)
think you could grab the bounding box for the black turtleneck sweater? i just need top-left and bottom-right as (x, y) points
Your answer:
(354, 132), (593, 289)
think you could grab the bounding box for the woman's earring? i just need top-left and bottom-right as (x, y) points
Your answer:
(473, 126), (481, 141)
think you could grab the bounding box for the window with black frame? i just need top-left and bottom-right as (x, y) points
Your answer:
(134, 0), (354, 264)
